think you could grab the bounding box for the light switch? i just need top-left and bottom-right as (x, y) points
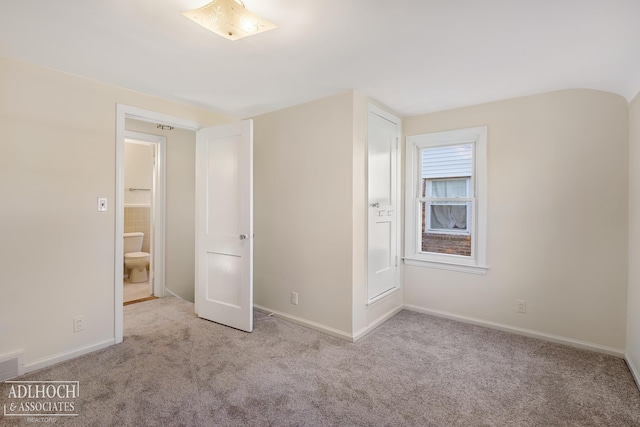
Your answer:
(97, 198), (107, 212)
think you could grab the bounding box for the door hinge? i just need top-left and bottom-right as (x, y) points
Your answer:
(395, 138), (399, 150)
(395, 255), (399, 267)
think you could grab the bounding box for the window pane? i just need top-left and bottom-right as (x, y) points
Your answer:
(421, 202), (472, 256)
(430, 179), (468, 198)
(430, 203), (467, 230)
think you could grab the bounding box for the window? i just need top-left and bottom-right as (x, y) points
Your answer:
(405, 127), (487, 273)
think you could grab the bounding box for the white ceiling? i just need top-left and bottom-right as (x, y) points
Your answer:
(1, 0), (639, 118)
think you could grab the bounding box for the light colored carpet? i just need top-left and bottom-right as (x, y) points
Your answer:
(1, 296), (639, 426)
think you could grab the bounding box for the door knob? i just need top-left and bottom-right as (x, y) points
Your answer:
(239, 234), (248, 240)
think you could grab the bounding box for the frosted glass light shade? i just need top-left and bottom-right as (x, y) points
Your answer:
(182, 0), (277, 41)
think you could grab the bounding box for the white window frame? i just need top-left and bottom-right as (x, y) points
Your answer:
(404, 126), (488, 274)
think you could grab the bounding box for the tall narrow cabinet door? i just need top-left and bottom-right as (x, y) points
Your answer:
(367, 108), (400, 301)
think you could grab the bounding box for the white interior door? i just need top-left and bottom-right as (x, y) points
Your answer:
(368, 107), (400, 301)
(195, 120), (253, 332)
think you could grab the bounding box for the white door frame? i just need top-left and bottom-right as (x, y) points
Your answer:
(124, 132), (166, 299)
(115, 104), (205, 344)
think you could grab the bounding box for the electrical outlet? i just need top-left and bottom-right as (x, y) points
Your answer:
(73, 316), (85, 333)
(516, 300), (526, 314)
(291, 292), (298, 305)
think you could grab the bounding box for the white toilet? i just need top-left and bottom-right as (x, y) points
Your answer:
(123, 232), (150, 283)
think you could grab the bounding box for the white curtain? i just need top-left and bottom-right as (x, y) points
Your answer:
(429, 179), (468, 230)
(431, 180), (467, 198)
(430, 204), (467, 230)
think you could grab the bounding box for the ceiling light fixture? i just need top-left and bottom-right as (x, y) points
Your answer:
(182, 0), (277, 41)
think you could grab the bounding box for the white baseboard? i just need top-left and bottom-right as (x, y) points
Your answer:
(0, 351), (24, 381)
(253, 304), (353, 341)
(165, 288), (179, 298)
(165, 288), (190, 302)
(625, 354), (640, 391)
(403, 304), (625, 358)
(352, 306), (404, 342)
(24, 339), (115, 374)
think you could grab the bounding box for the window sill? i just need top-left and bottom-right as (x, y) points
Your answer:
(403, 257), (488, 275)
(425, 230), (471, 236)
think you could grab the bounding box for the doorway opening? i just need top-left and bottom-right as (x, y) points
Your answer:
(115, 105), (203, 344)
(123, 134), (164, 305)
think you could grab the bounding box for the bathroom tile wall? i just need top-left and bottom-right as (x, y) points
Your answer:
(124, 206), (151, 253)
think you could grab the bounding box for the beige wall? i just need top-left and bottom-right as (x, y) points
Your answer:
(628, 92), (640, 372)
(124, 120), (198, 302)
(403, 89), (629, 351)
(253, 91), (403, 338)
(253, 92), (355, 334)
(0, 56), (232, 368)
